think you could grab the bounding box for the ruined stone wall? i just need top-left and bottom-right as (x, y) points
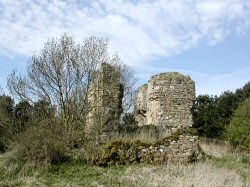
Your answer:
(135, 72), (195, 132)
(131, 72), (200, 164)
(86, 63), (123, 138)
(135, 84), (147, 127)
(87, 71), (203, 165)
(147, 72), (195, 129)
(94, 128), (203, 166)
(137, 134), (201, 164)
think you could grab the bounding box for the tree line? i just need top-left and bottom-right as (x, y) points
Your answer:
(193, 82), (250, 140)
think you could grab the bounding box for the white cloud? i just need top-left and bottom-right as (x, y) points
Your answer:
(0, 0), (250, 66)
(187, 67), (250, 96)
(0, 0), (250, 95)
(135, 65), (250, 96)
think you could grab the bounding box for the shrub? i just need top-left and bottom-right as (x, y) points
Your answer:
(226, 98), (250, 150)
(120, 113), (138, 133)
(12, 120), (70, 166)
(0, 95), (14, 152)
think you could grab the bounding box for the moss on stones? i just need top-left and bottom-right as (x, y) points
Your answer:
(91, 127), (202, 166)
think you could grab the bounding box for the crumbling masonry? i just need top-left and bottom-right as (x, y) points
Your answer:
(124, 72), (202, 164)
(86, 63), (123, 138)
(135, 72), (195, 132)
(87, 68), (202, 164)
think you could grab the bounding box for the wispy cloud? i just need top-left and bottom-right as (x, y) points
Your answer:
(186, 66), (250, 95)
(0, 0), (250, 66)
(135, 61), (250, 95)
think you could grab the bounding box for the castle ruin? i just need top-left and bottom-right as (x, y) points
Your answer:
(135, 72), (195, 132)
(86, 68), (202, 164)
(86, 63), (123, 138)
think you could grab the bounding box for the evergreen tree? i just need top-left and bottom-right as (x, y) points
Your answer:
(193, 81), (250, 139)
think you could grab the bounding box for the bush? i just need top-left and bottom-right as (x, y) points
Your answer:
(12, 120), (70, 166)
(0, 95), (14, 152)
(226, 98), (250, 150)
(120, 113), (138, 133)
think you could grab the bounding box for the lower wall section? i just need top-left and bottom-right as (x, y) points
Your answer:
(93, 128), (204, 166)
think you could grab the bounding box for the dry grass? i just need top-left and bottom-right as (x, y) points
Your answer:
(122, 162), (244, 187)
(199, 138), (250, 186)
(110, 126), (168, 144)
(1, 176), (46, 187)
(199, 138), (232, 158)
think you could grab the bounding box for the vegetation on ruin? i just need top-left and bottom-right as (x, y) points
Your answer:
(152, 72), (189, 80)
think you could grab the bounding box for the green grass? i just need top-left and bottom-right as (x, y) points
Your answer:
(0, 154), (129, 187)
(39, 162), (127, 186)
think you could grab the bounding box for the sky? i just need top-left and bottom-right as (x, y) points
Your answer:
(0, 0), (250, 96)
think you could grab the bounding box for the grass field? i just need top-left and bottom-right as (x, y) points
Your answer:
(0, 140), (249, 187)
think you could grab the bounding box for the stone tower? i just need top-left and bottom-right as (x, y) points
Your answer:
(135, 72), (195, 131)
(86, 63), (123, 137)
(134, 84), (148, 127)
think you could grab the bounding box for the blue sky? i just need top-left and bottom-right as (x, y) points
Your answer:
(0, 0), (250, 96)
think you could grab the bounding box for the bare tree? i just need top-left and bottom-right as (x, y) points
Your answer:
(8, 34), (137, 132)
(118, 63), (137, 114)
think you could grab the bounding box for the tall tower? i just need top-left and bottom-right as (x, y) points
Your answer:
(135, 72), (195, 132)
(86, 63), (123, 138)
